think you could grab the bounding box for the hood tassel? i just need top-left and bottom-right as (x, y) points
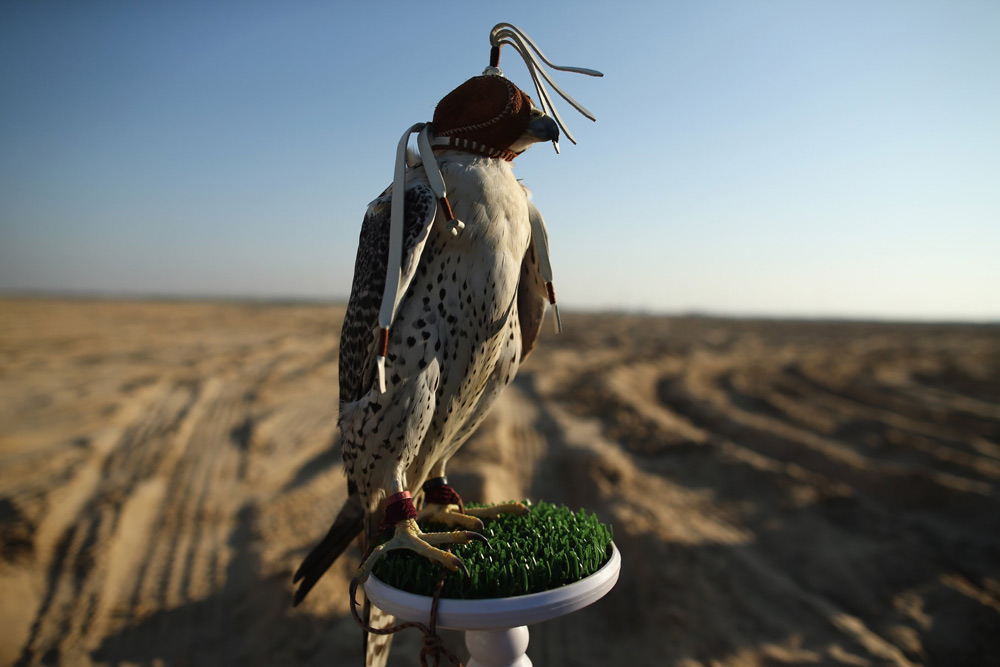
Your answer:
(487, 23), (603, 152)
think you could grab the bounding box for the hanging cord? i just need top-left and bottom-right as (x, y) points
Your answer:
(349, 556), (464, 667)
(375, 124), (464, 393)
(487, 23), (603, 152)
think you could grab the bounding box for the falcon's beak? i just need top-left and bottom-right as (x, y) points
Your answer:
(525, 113), (560, 143)
(508, 110), (561, 154)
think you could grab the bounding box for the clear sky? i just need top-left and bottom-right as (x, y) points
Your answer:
(2, 1), (998, 320)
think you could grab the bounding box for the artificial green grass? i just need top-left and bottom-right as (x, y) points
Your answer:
(372, 501), (614, 599)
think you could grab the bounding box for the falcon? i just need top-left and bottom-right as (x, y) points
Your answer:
(292, 23), (600, 665)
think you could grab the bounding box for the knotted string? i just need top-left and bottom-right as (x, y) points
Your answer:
(349, 557), (463, 667)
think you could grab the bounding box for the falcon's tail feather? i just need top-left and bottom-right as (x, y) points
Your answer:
(364, 599), (396, 667)
(292, 490), (365, 606)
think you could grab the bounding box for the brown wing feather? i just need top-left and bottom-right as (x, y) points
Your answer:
(517, 202), (552, 362)
(517, 240), (548, 362)
(363, 603), (395, 667)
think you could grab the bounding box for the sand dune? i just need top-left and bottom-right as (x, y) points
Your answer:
(1, 298), (998, 666)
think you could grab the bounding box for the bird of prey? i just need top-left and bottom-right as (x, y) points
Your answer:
(293, 23), (600, 666)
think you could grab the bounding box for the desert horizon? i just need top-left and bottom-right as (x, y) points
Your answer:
(1, 297), (998, 665)
(4, 291), (997, 326)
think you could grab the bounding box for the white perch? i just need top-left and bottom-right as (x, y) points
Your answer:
(364, 543), (621, 667)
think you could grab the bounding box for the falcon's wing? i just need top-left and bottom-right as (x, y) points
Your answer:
(517, 200), (552, 362)
(339, 183), (437, 404)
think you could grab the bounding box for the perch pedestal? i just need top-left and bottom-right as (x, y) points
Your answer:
(364, 543), (620, 667)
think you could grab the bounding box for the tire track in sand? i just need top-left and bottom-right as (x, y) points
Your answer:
(15, 378), (201, 665)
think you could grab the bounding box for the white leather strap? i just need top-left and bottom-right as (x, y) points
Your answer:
(375, 124), (464, 393)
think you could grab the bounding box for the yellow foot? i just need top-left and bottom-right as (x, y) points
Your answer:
(355, 518), (487, 583)
(464, 501), (531, 521)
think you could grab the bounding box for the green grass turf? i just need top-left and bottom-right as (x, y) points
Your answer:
(372, 501), (614, 599)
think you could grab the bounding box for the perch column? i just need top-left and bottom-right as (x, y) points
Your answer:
(465, 626), (531, 667)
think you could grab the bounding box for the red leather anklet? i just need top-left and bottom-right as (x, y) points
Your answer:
(381, 491), (417, 530)
(422, 477), (465, 512)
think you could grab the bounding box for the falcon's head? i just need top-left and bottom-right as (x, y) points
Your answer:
(432, 75), (559, 160)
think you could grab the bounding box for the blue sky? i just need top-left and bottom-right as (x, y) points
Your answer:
(2, 1), (998, 320)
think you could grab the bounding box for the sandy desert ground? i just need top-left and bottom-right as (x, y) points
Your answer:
(1, 297), (998, 666)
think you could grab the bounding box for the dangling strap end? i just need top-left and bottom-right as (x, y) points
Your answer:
(438, 196), (465, 236)
(545, 282), (563, 333)
(376, 356), (387, 393)
(376, 327), (390, 392)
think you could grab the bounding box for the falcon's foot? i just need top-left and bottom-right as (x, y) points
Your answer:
(418, 477), (483, 530)
(418, 478), (530, 527)
(356, 518), (488, 584)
